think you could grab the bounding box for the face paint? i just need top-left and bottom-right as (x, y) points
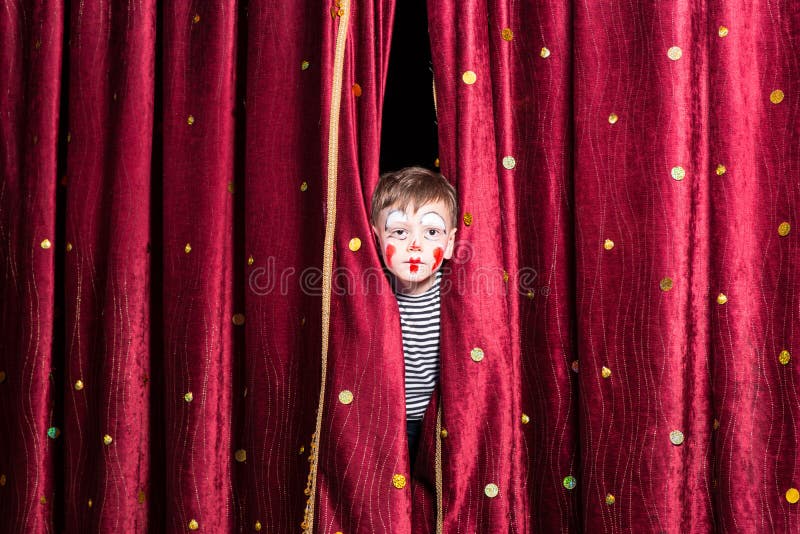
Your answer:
(385, 244), (395, 266)
(409, 264), (419, 273)
(420, 211), (447, 230)
(433, 247), (444, 270)
(385, 209), (408, 230)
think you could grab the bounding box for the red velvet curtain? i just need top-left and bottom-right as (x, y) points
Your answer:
(2, 0), (800, 532)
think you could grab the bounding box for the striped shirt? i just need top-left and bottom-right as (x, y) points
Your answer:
(395, 270), (441, 421)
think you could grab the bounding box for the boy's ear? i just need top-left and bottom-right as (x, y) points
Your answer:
(443, 227), (457, 260)
(371, 225), (380, 244)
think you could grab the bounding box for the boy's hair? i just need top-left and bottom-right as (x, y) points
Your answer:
(371, 167), (458, 228)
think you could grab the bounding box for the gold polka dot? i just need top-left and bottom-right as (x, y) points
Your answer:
(232, 313), (245, 326)
(667, 46), (682, 60)
(40, 496), (47, 504)
(660, 277), (674, 292)
(103, 434), (113, 445)
(40, 239), (52, 249)
(463, 212), (473, 226)
(671, 166), (686, 181)
(338, 389), (354, 404)
(669, 429), (685, 445)
(470, 347), (485, 362)
(716, 293), (728, 305)
(779, 349), (791, 365)
(0, 474), (5, 486)
(192, 13), (200, 23)
(608, 113), (618, 124)
(501, 28), (513, 41)
(770, 89), (785, 104)
(484, 483), (499, 498)
(502, 270), (510, 283)
(715, 164), (727, 175)
(348, 237), (361, 251)
(462, 70), (477, 85)
(718, 26), (729, 37)
(521, 413), (530, 424)
(187, 115), (195, 125)
(601, 366), (612, 378)
(66, 242), (73, 252)
(137, 490), (146, 503)
(392, 473), (407, 489)
(301, 60), (310, 70)
(786, 488), (800, 504)
(247, 255), (254, 265)
(713, 418), (720, 430)
(440, 428), (448, 438)
(298, 445), (305, 454)
(778, 222), (791, 236)
(434, 158), (440, 168)
(502, 156), (516, 170)
(74, 379), (84, 390)
(605, 493), (616, 505)
(352, 83), (362, 97)
(254, 520), (262, 531)
(540, 47), (551, 58)
(188, 519), (199, 531)
(603, 239), (614, 250)
(184, 243), (192, 254)
(184, 391), (193, 402)
(227, 182), (235, 193)
(300, 181), (308, 192)
(526, 290), (534, 299)
(235, 449), (247, 462)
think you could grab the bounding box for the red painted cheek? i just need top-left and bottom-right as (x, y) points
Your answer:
(385, 244), (395, 266)
(409, 264), (419, 273)
(433, 247), (444, 270)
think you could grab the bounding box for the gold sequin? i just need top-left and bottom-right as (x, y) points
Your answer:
(187, 115), (195, 125)
(184, 243), (192, 254)
(300, 181), (308, 192)
(521, 413), (530, 424)
(299, 445), (305, 454)
(660, 277), (674, 292)
(66, 242), (73, 252)
(463, 212), (473, 226)
(716, 293), (728, 305)
(235, 449), (247, 462)
(669, 429), (685, 445)
(66, 132), (71, 143)
(462, 70), (477, 85)
(255, 520), (262, 531)
(571, 360), (579, 373)
(671, 166), (686, 181)
(501, 28), (513, 41)
(232, 313), (245, 326)
(301, 60), (310, 70)
(103, 434), (113, 445)
(440, 428), (448, 438)
(608, 113), (619, 124)
(603, 239), (614, 250)
(247, 255), (254, 265)
(718, 26), (729, 37)
(502, 271), (510, 283)
(34, 39), (41, 50)
(184, 392), (193, 402)
(540, 47), (551, 58)
(338, 389), (354, 404)
(348, 237), (361, 251)
(137, 490), (146, 503)
(605, 493), (616, 505)
(667, 46), (682, 60)
(713, 418), (720, 430)
(526, 290), (534, 299)
(502, 156), (516, 170)
(0, 474), (5, 486)
(74, 379), (84, 390)
(715, 164), (727, 175)
(0, 371), (6, 383)
(188, 519), (199, 530)
(88, 498), (92, 507)
(770, 89), (785, 104)
(484, 483), (499, 498)
(40, 496), (47, 504)
(779, 349), (791, 365)
(778, 222), (791, 236)
(434, 158), (440, 168)
(601, 366), (612, 378)
(786, 488), (800, 504)
(352, 83), (362, 97)
(470, 347), (485, 362)
(392, 473), (407, 489)
(192, 13), (200, 23)
(41, 239), (52, 249)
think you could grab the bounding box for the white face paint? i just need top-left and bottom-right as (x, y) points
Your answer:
(420, 211), (446, 230)
(385, 209), (408, 229)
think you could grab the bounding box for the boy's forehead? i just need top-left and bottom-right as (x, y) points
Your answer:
(381, 200), (451, 221)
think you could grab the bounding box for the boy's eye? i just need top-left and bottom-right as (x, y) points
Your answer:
(390, 229), (408, 239)
(425, 228), (442, 239)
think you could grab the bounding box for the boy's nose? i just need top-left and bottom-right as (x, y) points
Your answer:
(408, 238), (421, 251)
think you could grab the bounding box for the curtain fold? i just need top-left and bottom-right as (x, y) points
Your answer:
(2, 0), (800, 532)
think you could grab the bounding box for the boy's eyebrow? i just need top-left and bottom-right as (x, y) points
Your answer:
(420, 211), (447, 228)
(384, 209), (408, 230)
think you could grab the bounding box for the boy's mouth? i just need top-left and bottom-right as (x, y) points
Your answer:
(407, 258), (422, 264)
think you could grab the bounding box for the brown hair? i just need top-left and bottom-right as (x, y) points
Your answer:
(370, 167), (458, 228)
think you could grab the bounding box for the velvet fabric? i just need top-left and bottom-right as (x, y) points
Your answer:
(2, 0), (800, 532)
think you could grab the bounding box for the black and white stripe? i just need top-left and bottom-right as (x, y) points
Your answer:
(395, 270), (441, 421)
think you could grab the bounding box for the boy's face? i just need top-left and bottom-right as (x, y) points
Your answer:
(372, 200), (457, 295)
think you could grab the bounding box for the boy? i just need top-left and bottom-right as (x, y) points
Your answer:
(370, 166), (458, 467)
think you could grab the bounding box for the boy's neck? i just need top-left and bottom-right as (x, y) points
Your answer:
(392, 271), (439, 296)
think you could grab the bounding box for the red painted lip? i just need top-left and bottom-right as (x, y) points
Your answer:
(406, 258), (422, 264)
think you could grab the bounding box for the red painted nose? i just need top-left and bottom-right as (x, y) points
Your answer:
(408, 240), (421, 251)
